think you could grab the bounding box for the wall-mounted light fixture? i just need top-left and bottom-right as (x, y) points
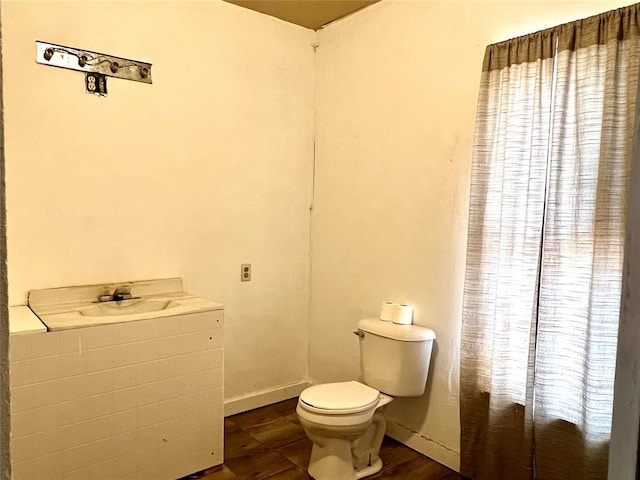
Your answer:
(36, 41), (152, 84)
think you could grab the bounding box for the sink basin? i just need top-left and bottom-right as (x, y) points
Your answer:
(79, 298), (175, 317)
(27, 278), (223, 331)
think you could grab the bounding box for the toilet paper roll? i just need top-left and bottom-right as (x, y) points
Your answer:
(379, 301), (395, 322)
(392, 304), (413, 325)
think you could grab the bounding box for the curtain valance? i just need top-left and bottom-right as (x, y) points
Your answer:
(483, 3), (640, 72)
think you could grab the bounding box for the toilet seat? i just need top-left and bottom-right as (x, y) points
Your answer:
(299, 381), (380, 415)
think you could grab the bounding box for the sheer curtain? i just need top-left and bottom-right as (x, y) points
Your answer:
(461, 6), (640, 480)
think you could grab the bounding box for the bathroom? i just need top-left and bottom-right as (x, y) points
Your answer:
(1, 0), (640, 478)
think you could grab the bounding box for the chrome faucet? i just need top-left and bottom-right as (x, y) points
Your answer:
(99, 283), (133, 302)
(112, 284), (133, 301)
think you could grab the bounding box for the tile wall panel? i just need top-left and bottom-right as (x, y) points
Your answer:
(9, 309), (224, 480)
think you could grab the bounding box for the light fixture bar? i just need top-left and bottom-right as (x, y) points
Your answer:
(35, 41), (152, 84)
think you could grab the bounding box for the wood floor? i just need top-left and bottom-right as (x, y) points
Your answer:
(190, 397), (462, 480)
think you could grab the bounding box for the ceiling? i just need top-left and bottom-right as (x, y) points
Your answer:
(223, 0), (380, 30)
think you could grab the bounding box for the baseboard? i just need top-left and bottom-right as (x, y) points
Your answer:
(386, 419), (461, 473)
(224, 381), (309, 417)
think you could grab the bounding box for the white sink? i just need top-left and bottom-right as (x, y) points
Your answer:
(28, 278), (223, 331)
(79, 298), (176, 317)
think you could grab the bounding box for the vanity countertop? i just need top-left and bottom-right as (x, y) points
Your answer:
(28, 277), (223, 331)
(9, 306), (47, 335)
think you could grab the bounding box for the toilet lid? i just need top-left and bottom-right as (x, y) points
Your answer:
(299, 381), (380, 413)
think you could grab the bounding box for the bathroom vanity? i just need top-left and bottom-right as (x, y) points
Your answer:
(9, 278), (224, 480)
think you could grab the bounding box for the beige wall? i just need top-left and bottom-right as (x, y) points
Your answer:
(311, 0), (630, 470)
(2, 1), (316, 402)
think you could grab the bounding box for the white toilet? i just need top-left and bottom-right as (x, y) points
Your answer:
(296, 317), (435, 480)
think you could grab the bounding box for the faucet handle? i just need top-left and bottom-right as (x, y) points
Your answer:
(113, 283), (133, 300)
(98, 286), (112, 302)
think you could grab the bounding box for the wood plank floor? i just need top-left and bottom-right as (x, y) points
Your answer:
(191, 397), (462, 480)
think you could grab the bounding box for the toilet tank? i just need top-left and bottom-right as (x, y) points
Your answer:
(357, 318), (436, 397)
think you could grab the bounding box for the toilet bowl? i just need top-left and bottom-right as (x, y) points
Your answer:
(296, 381), (393, 480)
(297, 318), (436, 480)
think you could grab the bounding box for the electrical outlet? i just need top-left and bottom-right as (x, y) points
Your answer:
(241, 264), (251, 282)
